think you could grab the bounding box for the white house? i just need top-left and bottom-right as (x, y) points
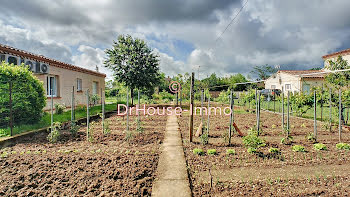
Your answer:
(322, 48), (350, 67)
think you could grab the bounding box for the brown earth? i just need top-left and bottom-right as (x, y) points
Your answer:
(178, 104), (350, 196)
(0, 113), (167, 196)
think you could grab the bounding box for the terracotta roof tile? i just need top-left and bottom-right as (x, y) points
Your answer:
(278, 70), (326, 78)
(322, 48), (350, 59)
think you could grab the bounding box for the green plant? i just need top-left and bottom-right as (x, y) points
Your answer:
(222, 132), (229, 144)
(0, 129), (7, 137)
(269, 147), (280, 154)
(207, 149), (217, 155)
(271, 124), (277, 129)
(69, 121), (80, 136)
(292, 145), (306, 152)
(104, 119), (111, 135)
(306, 133), (317, 143)
(54, 103), (66, 115)
(314, 143), (327, 151)
(90, 94), (100, 106)
(226, 149), (236, 155)
(88, 122), (96, 142)
(0, 62), (46, 126)
(242, 132), (266, 149)
(336, 143), (350, 150)
(247, 147), (257, 154)
(281, 135), (293, 145)
(193, 148), (204, 155)
(124, 131), (134, 142)
(301, 123), (306, 128)
(135, 119), (144, 133)
(200, 131), (209, 145)
(47, 122), (62, 143)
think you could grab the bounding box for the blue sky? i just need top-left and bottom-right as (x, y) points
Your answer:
(1, 0), (350, 80)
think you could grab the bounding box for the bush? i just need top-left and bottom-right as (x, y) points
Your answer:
(226, 149), (236, 155)
(242, 132), (266, 149)
(292, 145), (306, 152)
(207, 149), (217, 155)
(269, 147), (280, 154)
(336, 143), (350, 150)
(90, 94), (100, 106)
(314, 143), (327, 151)
(193, 148), (204, 155)
(55, 103), (66, 114)
(47, 122), (61, 143)
(0, 62), (46, 126)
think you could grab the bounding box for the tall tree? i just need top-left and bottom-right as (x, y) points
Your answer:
(250, 64), (278, 80)
(104, 35), (161, 104)
(325, 56), (350, 88)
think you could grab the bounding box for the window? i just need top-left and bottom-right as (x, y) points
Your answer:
(285, 84), (291, 90)
(47, 76), (57, 96)
(92, 81), (98, 95)
(271, 85), (276, 89)
(303, 84), (310, 94)
(77, 78), (82, 91)
(8, 56), (18, 65)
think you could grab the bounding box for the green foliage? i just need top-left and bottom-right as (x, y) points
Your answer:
(88, 122), (96, 142)
(200, 131), (209, 145)
(47, 122), (61, 143)
(250, 64), (278, 80)
(135, 119), (144, 133)
(0, 129), (6, 137)
(207, 149), (217, 155)
(90, 94), (100, 106)
(124, 131), (134, 142)
(241, 89), (256, 105)
(281, 135), (293, 145)
(215, 89), (231, 104)
(226, 149), (236, 155)
(54, 103), (66, 115)
(247, 147), (257, 154)
(0, 62), (46, 126)
(325, 56), (350, 88)
(269, 147), (280, 154)
(305, 133), (317, 143)
(104, 119), (111, 135)
(104, 34), (161, 97)
(193, 148), (204, 155)
(69, 121), (80, 136)
(292, 145), (306, 152)
(314, 143), (327, 151)
(242, 132), (266, 150)
(336, 143), (350, 150)
(290, 93), (313, 116)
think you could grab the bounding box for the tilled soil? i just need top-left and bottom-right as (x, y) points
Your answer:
(0, 113), (167, 196)
(179, 104), (350, 196)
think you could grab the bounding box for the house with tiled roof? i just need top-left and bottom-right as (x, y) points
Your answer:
(322, 48), (350, 68)
(264, 70), (325, 94)
(0, 44), (106, 109)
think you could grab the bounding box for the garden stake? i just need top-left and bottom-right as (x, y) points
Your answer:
(51, 88), (53, 129)
(282, 87), (284, 130)
(201, 89), (204, 126)
(229, 89), (233, 144)
(71, 86), (75, 122)
(138, 89), (140, 122)
(86, 89), (90, 140)
(257, 91), (261, 135)
(287, 91), (290, 131)
(339, 89), (342, 142)
(189, 72), (194, 142)
(314, 90), (317, 140)
(102, 88), (105, 133)
(329, 88), (332, 132)
(207, 90), (210, 136)
(9, 81), (13, 136)
(126, 87), (129, 132)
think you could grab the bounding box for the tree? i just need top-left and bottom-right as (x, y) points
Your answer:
(104, 35), (161, 104)
(250, 64), (278, 80)
(0, 62), (46, 126)
(325, 56), (350, 88)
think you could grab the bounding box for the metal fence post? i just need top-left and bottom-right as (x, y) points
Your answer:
(102, 89), (105, 133)
(71, 86), (75, 122)
(339, 89), (342, 142)
(51, 88), (53, 129)
(282, 90), (284, 130)
(229, 89), (233, 144)
(287, 91), (290, 132)
(189, 72), (194, 142)
(9, 81), (13, 136)
(314, 90), (317, 140)
(126, 87), (129, 132)
(86, 89), (90, 140)
(201, 89), (204, 126)
(138, 89), (140, 123)
(207, 91), (210, 136)
(257, 91), (261, 135)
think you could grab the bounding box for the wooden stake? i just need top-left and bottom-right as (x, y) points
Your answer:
(189, 72), (194, 142)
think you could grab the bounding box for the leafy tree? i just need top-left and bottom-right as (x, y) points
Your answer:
(325, 56), (350, 88)
(0, 62), (46, 126)
(250, 64), (278, 80)
(104, 35), (161, 104)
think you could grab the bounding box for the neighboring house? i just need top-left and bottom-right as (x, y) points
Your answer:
(265, 70), (325, 95)
(322, 48), (350, 67)
(0, 44), (106, 110)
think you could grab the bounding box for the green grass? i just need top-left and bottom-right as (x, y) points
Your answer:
(0, 102), (125, 138)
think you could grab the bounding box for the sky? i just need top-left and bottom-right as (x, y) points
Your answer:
(1, 0), (350, 80)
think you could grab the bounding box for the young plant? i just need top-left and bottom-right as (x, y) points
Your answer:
(247, 147), (257, 154)
(47, 122), (62, 143)
(70, 121), (80, 136)
(281, 135), (293, 145)
(242, 131), (266, 150)
(226, 149), (236, 155)
(135, 119), (144, 133)
(88, 122), (96, 142)
(300, 123), (306, 128)
(292, 145), (306, 152)
(207, 149), (217, 155)
(306, 133), (317, 143)
(54, 103), (65, 114)
(193, 148), (204, 155)
(314, 143), (327, 151)
(200, 131), (209, 145)
(124, 131), (134, 142)
(104, 119), (111, 135)
(336, 143), (350, 150)
(269, 147), (280, 154)
(271, 124), (277, 129)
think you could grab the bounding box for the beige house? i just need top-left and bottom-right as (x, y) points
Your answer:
(0, 44), (106, 109)
(265, 70), (325, 94)
(322, 48), (350, 67)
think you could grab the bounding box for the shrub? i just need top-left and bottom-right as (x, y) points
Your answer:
(47, 122), (61, 143)
(90, 94), (100, 106)
(269, 147), (280, 154)
(207, 149), (217, 155)
(336, 143), (350, 150)
(292, 145), (306, 152)
(0, 62), (46, 126)
(69, 121), (80, 136)
(226, 149), (236, 155)
(314, 143), (327, 151)
(193, 148), (204, 155)
(247, 147), (257, 154)
(242, 133), (266, 149)
(55, 103), (66, 114)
